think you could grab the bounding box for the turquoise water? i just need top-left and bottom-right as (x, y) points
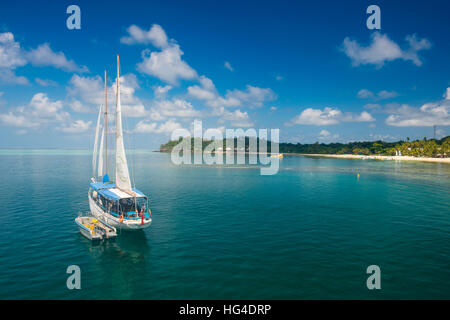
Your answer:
(0, 150), (449, 299)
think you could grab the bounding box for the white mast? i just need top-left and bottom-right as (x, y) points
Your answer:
(92, 104), (102, 179)
(104, 70), (107, 176)
(115, 54), (132, 191)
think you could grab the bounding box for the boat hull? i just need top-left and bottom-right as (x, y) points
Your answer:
(75, 216), (117, 240)
(88, 195), (152, 231)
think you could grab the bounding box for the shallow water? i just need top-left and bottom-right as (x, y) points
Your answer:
(0, 151), (449, 299)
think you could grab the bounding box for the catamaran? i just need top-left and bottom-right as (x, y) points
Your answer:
(88, 55), (152, 230)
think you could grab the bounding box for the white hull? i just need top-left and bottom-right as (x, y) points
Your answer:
(75, 216), (117, 240)
(88, 195), (152, 230)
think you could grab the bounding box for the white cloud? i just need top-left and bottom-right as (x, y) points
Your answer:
(224, 61), (233, 71)
(0, 32), (88, 85)
(357, 89), (374, 99)
(0, 32), (28, 84)
(0, 112), (37, 128)
(67, 73), (147, 117)
(67, 74), (104, 110)
(35, 78), (58, 87)
(270, 106), (277, 111)
(348, 111), (375, 122)
(134, 119), (182, 134)
(188, 77), (275, 109)
(121, 24), (169, 48)
(444, 88), (450, 100)
(385, 89), (450, 127)
(137, 44), (197, 85)
(289, 107), (375, 126)
(217, 107), (254, 127)
(0, 32), (26, 69)
(26, 43), (88, 72)
(319, 129), (330, 137)
(153, 85), (172, 99)
(377, 90), (399, 99)
(342, 32), (431, 67)
(0, 68), (29, 84)
(358, 89), (398, 100)
(58, 120), (92, 133)
(0, 92), (70, 129)
(187, 75), (218, 101)
(149, 99), (201, 119)
(290, 107), (342, 125)
(226, 85), (276, 108)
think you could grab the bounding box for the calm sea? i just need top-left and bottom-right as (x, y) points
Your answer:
(0, 150), (449, 299)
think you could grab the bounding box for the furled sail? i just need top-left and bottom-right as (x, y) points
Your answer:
(98, 128), (104, 179)
(92, 104), (102, 178)
(115, 56), (132, 191)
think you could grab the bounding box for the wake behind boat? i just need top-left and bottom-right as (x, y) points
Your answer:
(88, 54), (152, 231)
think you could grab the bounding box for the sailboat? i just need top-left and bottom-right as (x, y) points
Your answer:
(88, 55), (152, 230)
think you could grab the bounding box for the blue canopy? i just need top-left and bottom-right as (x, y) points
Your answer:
(90, 182), (116, 191)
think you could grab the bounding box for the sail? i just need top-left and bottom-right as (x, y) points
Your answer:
(92, 104), (102, 178)
(98, 128), (104, 179)
(115, 58), (132, 191)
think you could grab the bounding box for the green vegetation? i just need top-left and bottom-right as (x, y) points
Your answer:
(159, 136), (450, 158)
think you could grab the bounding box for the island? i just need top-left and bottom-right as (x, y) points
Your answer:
(159, 136), (450, 164)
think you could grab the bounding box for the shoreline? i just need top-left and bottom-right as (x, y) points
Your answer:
(158, 150), (449, 164)
(298, 154), (450, 164)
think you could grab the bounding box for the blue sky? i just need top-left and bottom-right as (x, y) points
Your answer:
(0, 0), (449, 149)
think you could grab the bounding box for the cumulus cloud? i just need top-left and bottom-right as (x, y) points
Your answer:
(377, 90), (399, 99)
(35, 78), (58, 87)
(0, 32), (28, 84)
(289, 107), (375, 126)
(357, 89), (398, 100)
(153, 85), (172, 99)
(357, 89), (374, 99)
(26, 43), (88, 73)
(342, 32), (431, 68)
(319, 129), (330, 137)
(0, 32), (27, 69)
(290, 107), (342, 125)
(224, 61), (234, 71)
(444, 88), (450, 100)
(67, 73), (147, 117)
(148, 99), (201, 120)
(134, 119), (182, 134)
(216, 107), (254, 127)
(188, 76), (275, 109)
(385, 88), (450, 126)
(121, 24), (169, 48)
(0, 92), (73, 130)
(137, 44), (197, 85)
(0, 31), (87, 85)
(58, 119), (92, 133)
(0, 68), (29, 85)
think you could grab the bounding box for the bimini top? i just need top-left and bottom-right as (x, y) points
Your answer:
(90, 181), (116, 191)
(90, 182), (146, 201)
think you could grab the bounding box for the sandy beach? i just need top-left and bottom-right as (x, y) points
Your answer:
(299, 154), (450, 164)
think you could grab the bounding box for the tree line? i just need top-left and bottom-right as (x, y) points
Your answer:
(160, 136), (450, 158)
